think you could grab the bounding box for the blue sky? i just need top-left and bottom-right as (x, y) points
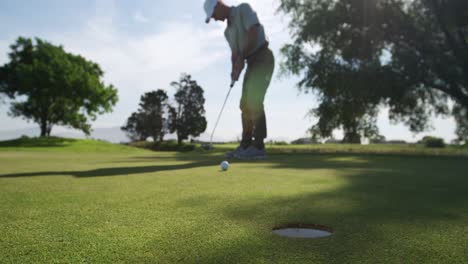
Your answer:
(0, 0), (457, 142)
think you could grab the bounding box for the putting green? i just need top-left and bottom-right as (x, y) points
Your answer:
(0, 139), (467, 263)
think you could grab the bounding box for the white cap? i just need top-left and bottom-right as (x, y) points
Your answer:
(204, 0), (218, 23)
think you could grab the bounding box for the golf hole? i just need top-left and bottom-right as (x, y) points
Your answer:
(272, 223), (333, 238)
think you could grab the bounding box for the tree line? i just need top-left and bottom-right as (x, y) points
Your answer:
(279, 0), (468, 143)
(0, 37), (206, 144)
(120, 74), (207, 145)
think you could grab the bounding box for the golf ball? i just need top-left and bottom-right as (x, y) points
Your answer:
(220, 161), (229, 171)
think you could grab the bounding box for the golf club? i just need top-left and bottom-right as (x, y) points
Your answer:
(202, 80), (235, 150)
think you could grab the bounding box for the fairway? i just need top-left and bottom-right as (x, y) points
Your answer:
(1, 140), (467, 263)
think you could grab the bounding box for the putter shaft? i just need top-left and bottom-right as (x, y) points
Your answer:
(209, 81), (235, 145)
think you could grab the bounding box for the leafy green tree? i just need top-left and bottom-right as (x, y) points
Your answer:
(121, 90), (169, 142)
(419, 136), (446, 148)
(453, 105), (468, 142)
(0, 37), (118, 137)
(121, 112), (146, 142)
(168, 74), (207, 145)
(279, 0), (389, 143)
(304, 74), (382, 143)
(139, 90), (170, 143)
(279, 0), (467, 139)
(370, 134), (386, 144)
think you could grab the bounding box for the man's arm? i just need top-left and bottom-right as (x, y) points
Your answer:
(239, 3), (260, 59)
(231, 3), (261, 81)
(231, 51), (241, 82)
(232, 25), (258, 81)
(231, 52), (238, 68)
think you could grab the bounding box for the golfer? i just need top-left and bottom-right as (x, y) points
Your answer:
(204, 0), (275, 160)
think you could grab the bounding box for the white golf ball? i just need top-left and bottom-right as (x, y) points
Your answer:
(220, 161), (229, 171)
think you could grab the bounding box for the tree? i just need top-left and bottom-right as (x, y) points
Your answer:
(168, 74), (207, 145)
(0, 37), (118, 137)
(121, 112), (147, 142)
(278, 0), (468, 139)
(279, 0), (389, 143)
(370, 134), (386, 144)
(305, 76), (382, 143)
(138, 90), (170, 143)
(453, 104), (468, 142)
(121, 90), (169, 142)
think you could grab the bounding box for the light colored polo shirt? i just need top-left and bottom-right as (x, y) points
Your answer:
(224, 3), (268, 57)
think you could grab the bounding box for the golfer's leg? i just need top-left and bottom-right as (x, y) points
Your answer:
(240, 69), (254, 148)
(254, 109), (267, 144)
(245, 49), (275, 149)
(241, 112), (253, 148)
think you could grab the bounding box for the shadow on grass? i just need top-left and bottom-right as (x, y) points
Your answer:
(0, 160), (219, 178)
(2, 149), (466, 179)
(0, 137), (77, 148)
(114, 151), (467, 263)
(1, 150), (467, 262)
(147, 155), (468, 263)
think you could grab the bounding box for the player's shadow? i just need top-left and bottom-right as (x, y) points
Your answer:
(0, 159), (219, 178)
(0, 137), (77, 148)
(1, 150), (465, 179)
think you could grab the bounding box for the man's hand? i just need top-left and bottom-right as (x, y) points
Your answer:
(231, 54), (245, 82)
(230, 25), (258, 82)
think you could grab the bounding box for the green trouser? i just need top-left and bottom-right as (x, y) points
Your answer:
(240, 46), (275, 148)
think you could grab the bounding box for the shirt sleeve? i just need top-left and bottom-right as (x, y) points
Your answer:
(239, 3), (259, 31)
(224, 30), (235, 53)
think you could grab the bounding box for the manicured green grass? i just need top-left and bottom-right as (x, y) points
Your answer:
(1, 138), (467, 263)
(0, 136), (141, 153)
(222, 142), (468, 157)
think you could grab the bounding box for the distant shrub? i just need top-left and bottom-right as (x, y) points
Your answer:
(128, 140), (195, 152)
(266, 140), (288, 145)
(325, 139), (342, 144)
(422, 136), (446, 148)
(179, 144), (196, 152)
(291, 138), (320, 144)
(127, 141), (152, 149)
(385, 140), (407, 144)
(369, 135), (386, 144)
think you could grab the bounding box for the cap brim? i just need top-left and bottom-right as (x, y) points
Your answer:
(204, 2), (216, 24)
